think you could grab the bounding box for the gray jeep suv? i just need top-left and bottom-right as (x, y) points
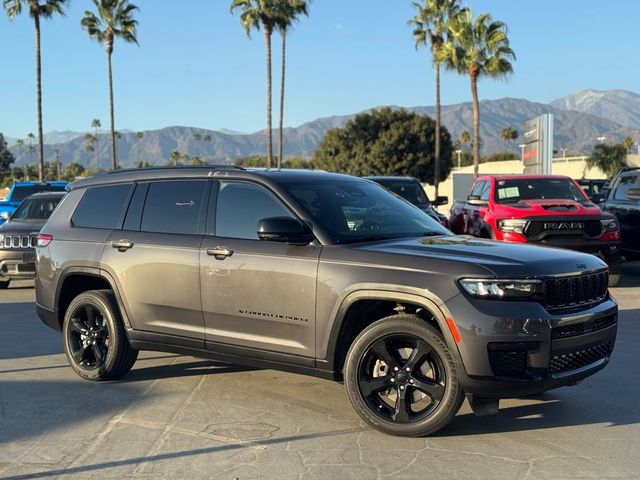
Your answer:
(35, 166), (618, 436)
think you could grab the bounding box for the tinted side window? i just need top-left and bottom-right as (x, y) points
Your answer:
(141, 180), (208, 235)
(614, 175), (639, 201)
(215, 182), (293, 239)
(72, 183), (133, 229)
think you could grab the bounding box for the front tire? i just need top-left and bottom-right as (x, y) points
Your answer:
(63, 289), (138, 381)
(344, 314), (464, 437)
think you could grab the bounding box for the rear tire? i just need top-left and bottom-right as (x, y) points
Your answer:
(63, 289), (138, 381)
(344, 314), (464, 437)
(0, 279), (10, 289)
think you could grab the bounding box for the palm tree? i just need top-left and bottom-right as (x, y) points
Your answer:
(82, 0), (139, 171)
(3, 0), (68, 181)
(135, 131), (143, 163)
(274, 0), (308, 170)
(459, 129), (470, 150)
(27, 132), (36, 166)
(15, 139), (24, 165)
(231, 0), (284, 169)
(91, 118), (101, 167)
(499, 126), (518, 150)
(438, 9), (515, 177)
(409, 0), (462, 195)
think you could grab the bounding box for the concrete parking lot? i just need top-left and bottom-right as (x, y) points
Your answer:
(1, 266), (639, 480)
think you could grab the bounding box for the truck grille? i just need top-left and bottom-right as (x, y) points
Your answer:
(551, 314), (617, 339)
(524, 220), (602, 239)
(543, 269), (608, 310)
(550, 339), (614, 374)
(2, 234), (38, 249)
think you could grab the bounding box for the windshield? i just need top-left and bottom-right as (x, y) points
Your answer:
(494, 178), (588, 204)
(11, 196), (63, 221)
(373, 179), (430, 205)
(11, 185), (66, 202)
(283, 180), (449, 244)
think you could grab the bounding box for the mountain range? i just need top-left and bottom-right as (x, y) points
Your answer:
(6, 89), (640, 169)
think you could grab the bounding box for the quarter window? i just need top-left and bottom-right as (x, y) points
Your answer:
(141, 181), (208, 235)
(215, 182), (293, 239)
(72, 184), (133, 229)
(613, 175), (639, 201)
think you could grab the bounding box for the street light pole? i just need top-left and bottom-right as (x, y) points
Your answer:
(518, 143), (526, 162)
(597, 136), (606, 144)
(455, 149), (462, 169)
(54, 149), (60, 180)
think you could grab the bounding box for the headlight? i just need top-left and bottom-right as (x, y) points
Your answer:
(601, 218), (618, 232)
(496, 219), (527, 233)
(459, 278), (541, 299)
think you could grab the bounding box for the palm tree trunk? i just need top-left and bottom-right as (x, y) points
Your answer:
(95, 126), (99, 169)
(34, 14), (44, 181)
(107, 51), (117, 170)
(277, 31), (286, 170)
(265, 25), (273, 169)
(470, 73), (480, 178)
(434, 62), (441, 197)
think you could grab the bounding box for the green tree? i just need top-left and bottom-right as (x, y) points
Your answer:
(135, 159), (150, 168)
(231, 0), (283, 168)
(168, 149), (182, 166)
(409, 0), (462, 196)
(275, 0), (309, 170)
(438, 9), (515, 178)
(0, 134), (16, 183)
(313, 108), (452, 183)
(60, 162), (85, 181)
(234, 154), (312, 168)
(91, 118), (101, 167)
(82, 0), (139, 171)
(587, 143), (628, 177)
(3, 0), (68, 181)
(135, 130), (144, 163)
(622, 136), (634, 152)
(499, 126), (518, 150)
(27, 132), (36, 165)
(15, 138), (25, 165)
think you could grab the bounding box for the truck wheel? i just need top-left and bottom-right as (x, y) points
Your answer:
(608, 264), (621, 287)
(63, 289), (138, 381)
(0, 279), (10, 289)
(344, 314), (464, 437)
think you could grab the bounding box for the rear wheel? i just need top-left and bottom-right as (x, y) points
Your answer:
(0, 279), (10, 289)
(63, 289), (138, 381)
(344, 314), (464, 437)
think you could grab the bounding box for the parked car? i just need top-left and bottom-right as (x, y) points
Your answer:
(576, 178), (607, 201)
(600, 168), (640, 260)
(0, 181), (67, 225)
(365, 176), (449, 227)
(449, 175), (623, 286)
(35, 167), (617, 436)
(0, 191), (66, 289)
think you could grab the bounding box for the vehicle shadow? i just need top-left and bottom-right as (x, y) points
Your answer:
(122, 358), (255, 382)
(0, 302), (62, 360)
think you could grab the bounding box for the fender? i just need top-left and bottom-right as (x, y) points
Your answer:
(320, 288), (464, 372)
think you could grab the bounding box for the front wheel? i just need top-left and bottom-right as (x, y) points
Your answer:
(63, 289), (138, 381)
(344, 314), (464, 437)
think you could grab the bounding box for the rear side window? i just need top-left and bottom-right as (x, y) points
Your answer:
(141, 180), (208, 235)
(613, 175), (639, 201)
(72, 184), (133, 229)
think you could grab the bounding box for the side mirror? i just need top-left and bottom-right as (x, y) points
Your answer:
(627, 187), (640, 201)
(432, 195), (449, 207)
(590, 193), (605, 204)
(0, 211), (10, 221)
(467, 195), (488, 206)
(257, 216), (314, 245)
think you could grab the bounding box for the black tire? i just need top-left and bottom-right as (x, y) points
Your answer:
(344, 314), (464, 437)
(608, 264), (621, 287)
(0, 279), (10, 289)
(62, 289), (138, 381)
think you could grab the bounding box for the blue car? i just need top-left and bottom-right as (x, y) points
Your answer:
(0, 181), (68, 225)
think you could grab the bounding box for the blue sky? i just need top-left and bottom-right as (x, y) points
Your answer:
(1, 0), (639, 139)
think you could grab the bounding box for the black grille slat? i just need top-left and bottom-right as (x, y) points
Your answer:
(543, 270), (608, 310)
(550, 340), (614, 373)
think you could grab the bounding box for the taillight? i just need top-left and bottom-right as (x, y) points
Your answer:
(36, 234), (53, 247)
(601, 231), (620, 242)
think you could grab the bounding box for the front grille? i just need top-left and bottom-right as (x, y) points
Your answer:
(524, 220), (602, 239)
(551, 314), (617, 340)
(550, 340), (614, 374)
(551, 323), (584, 339)
(543, 269), (608, 310)
(2, 234), (37, 249)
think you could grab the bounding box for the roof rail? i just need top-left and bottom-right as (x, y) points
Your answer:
(105, 165), (244, 175)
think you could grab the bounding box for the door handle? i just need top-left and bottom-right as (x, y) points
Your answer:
(111, 240), (134, 251)
(206, 247), (234, 259)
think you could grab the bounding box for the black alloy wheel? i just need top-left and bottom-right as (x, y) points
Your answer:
(66, 304), (110, 370)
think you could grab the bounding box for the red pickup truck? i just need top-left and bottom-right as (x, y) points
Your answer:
(449, 174), (623, 286)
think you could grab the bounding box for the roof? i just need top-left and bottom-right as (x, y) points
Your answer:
(364, 176), (418, 182)
(23, 191), (67, 199)
(479, 174), (572, 181)
(69, 166), (359, 190)
(12, 181), (67, 187)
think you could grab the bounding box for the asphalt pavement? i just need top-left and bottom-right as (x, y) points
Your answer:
(0, 265), (639, 479)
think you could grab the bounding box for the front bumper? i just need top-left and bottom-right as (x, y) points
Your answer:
(443, 291), (618, 398)
(0, 249), (37, 280)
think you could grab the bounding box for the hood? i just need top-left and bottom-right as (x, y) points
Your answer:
(354, 235), (606, 278)
(0, 220), (46, 234)
(500, 199), (601, 215)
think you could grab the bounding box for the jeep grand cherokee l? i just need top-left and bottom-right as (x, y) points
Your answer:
(35, 167), (617, 436)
